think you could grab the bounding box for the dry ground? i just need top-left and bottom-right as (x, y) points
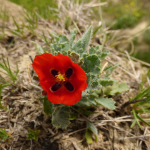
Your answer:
(0, 0), (150, 150)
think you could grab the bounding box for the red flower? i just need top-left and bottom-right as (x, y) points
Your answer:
(32, 53), (87, 105)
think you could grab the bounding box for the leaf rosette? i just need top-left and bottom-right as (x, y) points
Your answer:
(33, 26), (130, 142)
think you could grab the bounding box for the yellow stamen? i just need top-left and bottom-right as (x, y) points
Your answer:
(55, 72), (66, 83)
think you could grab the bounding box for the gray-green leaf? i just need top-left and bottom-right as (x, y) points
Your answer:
(82, 54), (100, 75)
(86, 121), (98, 143)
(69, 29), (77, 48)
(52, 105), (70, 129)
(104, 63), (119, 77)
(85, 129), (93, 144)
(32, 42), (44, 54)
(96, 97), (116, 110)
(75, 96), (97, 107)
(104, 82), (129, 96)
(100, 78), (117, 86)
(43, 97), (54, 116)
(81, 26), (93, 52)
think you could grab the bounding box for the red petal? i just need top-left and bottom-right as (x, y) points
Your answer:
(54, 54), (74, 73)
(33, 54), (74, 77)
(46, 85), (82, 105)
(32, 53), (55, 82)
(60, 88), (83, 105)
(40, 80), (56, 93)
(69, 62), (87, 91)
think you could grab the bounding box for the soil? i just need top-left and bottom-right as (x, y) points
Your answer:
(0, 0), (150, 150)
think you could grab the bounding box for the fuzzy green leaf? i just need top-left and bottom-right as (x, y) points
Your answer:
(81, 26), (93, 52)
(52, 33), (59, 41)
(100, 50), (110, 60)
(96, 97), (115, 110)
(89, 46), (99, 55)
(82, 54), (100, 75)
(85, 129), (93, 144)
(61, 44), (69, 55)
(89, 46), (109, 58)
(43, 97), (54, 116)
(100, 78), (117, 86)
(90, 92), (99, 98)
(51, 43), (62, 53)
(71, 40), (83, 55)
(87, 121), (98, 142)
(71, 26), (93, 54)
(32, 42), (44, 54)
(0, 128), (9, 142)
(85, 121), (99, 144)
(58, 35), (68, 44)
(104, 63), (119, 77)
(88, 78), (101, 93)
(104, 82), (129, 96)
(69, 29), (77, 48)
(86, 73), (91, 86)
(75, 96), (97, 107)
(26, 129), (40, 141)
(50, 34), (69, 55)
(52, 105), (70, 129)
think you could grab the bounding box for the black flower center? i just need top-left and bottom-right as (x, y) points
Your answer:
(65, 68), (73, 78)
(64, 82), (74, 91)
(50, 68), (74, 92)
(51, 69), (59, 77)
(51, 82), (62, 92)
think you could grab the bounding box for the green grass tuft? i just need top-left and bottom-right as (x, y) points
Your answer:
(132, 50), (150, 64)
(104, 0), (144, 29)
(0, 7), (9, 21)
(143, 28), (150, 45)
(9, 0), (58, 20)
